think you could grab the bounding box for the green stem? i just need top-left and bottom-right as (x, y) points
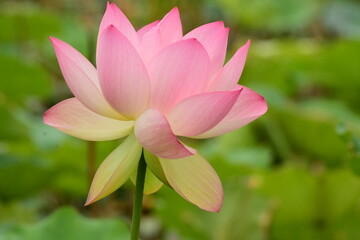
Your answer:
(87, 141), (96, 186)
(130, 151), (147, 240)
(87, 141), (98, 216)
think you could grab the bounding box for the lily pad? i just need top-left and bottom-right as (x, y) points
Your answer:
(0, 207), (130, 240)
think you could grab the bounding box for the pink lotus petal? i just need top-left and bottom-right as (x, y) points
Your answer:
(49, 37), (122, 119)
(167, 89), (242, 137)
(99, 2), (139, 46)
(134, 109), (194, 159)
(138, 26), (162, 64)
(149, 39), (210, 112)
(138, 8), (185, 65)
(137, 20), (160, 39)
(209, 40), (250, 91)
(97, 25), (151, 119)
(159, 152), (223, 212)
(44, 98), (134, 141)
(85, 132), (142, 205)
(158, 7), (183, 46)
(194, 86), (268, 138)
(184, 22), (229, 80)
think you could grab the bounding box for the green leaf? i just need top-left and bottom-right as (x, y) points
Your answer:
(0, 207), (130, 240)
(323, 1), (360, 39)
(349, 156), (360, 177)
(0, 56), (51, 103)
(155, 178), (268, 240)
(212, 0), (319, 33)
(0, 106), (25, 140)
(0, 154), (51, 199)
(0, 5), (61, 43)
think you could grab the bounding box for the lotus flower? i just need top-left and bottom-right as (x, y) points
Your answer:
(44, 2), (267, 212)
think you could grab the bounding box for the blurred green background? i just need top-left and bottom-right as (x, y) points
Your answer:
(1, 0), (360, 239)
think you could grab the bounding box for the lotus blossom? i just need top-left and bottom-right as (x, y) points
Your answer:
(44, 2), (267, 212)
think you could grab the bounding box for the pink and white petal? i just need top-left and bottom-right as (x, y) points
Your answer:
(131, 167), (163, 195)
(99, 2), (139, 46)
(134, 109), (194, 159)
(85, 132), (141, 205)
(158, 7), (183, 46)
(194, 86), (267, 138)
(209, 40), (250, 91)
(97, 25), (151, 119)
(137, 20), (160, 39)
(49, 37), (122, 119)
(138, 27), (162, 64)
(44, 98), (134, 141)
(149, 39), (210, 112)
(167, 89), (242, 137)
(159, 152), (223, 212)
(184, 22), (229, 80)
